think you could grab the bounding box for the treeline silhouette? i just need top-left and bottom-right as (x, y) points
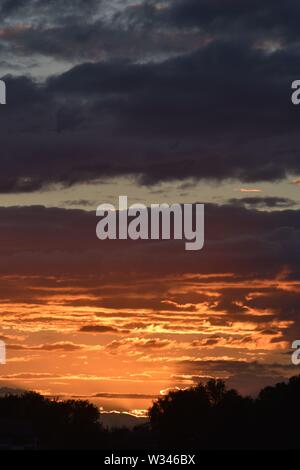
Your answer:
(1, 375), (300, 449)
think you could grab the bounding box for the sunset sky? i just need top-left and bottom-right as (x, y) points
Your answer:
(1, 0), (300, 419)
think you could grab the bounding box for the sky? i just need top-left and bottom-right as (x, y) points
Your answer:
(1, 0), (300, 420)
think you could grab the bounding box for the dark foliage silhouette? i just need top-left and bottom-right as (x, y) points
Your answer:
(149, 376), (300, 449)
(1, 376), (300, 449)
(0, 392), (103, 449)
(149, 379), (254, 449)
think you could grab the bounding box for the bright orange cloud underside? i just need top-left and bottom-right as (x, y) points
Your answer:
(0, 272), (296, 414)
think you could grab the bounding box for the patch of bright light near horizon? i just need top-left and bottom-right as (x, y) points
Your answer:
(127, 409), (148, 418)
(238, 188), (262, 193)
(160, 386), (183, 396)
(101, 409), (149, 419)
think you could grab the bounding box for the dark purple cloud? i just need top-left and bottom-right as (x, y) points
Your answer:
(1, 2), (300, 190)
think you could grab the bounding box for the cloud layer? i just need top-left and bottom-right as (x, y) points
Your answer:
(0, 203), (299, 398)
(1, 1), (300, 190)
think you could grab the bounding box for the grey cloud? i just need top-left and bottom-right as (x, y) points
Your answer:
(227, 197), (297, 209)
(1, 38), (300, 190)
(179, 358), (295, 395)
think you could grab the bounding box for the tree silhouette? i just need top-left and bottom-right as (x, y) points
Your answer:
(148, 377), (298, 449)
(149, 379), (251, 448)
(0, 392), (104, 449)
(1, 376), (300, 449)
